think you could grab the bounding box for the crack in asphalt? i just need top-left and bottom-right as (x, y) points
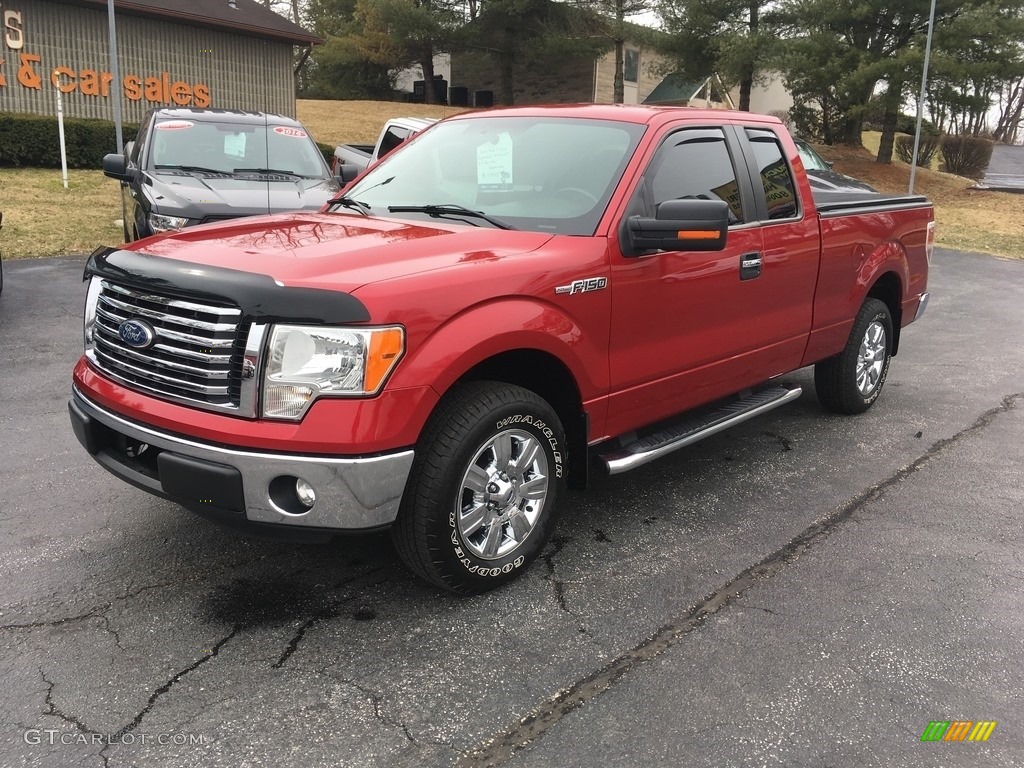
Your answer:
(1, 604), (113, 631)
(0, 553), (296, 631)
(41, 667), (100, 737)
(274, 616), (324, 669)
(99, 614), (126, 653)
(541, 535), (571, 615)
(273, 570), (386, 669)
(40, 668), (110, 768)
(111, 623), (242, 742)
(459, 392), (1023, 767)
(340, 678), (460, 756)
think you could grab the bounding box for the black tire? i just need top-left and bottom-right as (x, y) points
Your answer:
(815, 297), (893, 414)
(392, 381), (566, 594)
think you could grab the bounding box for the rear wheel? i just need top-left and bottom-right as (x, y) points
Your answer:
(815, 297), (893, 414)
(391, 381), (566, 594)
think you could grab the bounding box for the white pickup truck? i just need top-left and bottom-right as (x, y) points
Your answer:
(330, 117), (436, 176)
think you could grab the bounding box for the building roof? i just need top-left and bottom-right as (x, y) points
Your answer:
(643, 73), (734, 108)
(643, 73), (702, 106)
(67, 0), (320, 45)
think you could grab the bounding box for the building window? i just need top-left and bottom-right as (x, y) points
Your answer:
(624, 49), (639, 84)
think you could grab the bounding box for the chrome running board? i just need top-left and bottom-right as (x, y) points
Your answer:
(599, 385), (803, 475)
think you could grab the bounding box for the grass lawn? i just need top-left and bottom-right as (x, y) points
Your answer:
(1, 102), (1020, 259)
(0, 168), (122, 260)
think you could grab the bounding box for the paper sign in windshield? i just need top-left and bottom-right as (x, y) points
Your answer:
(224, 133), (247, 158)
(274, 126), (307, 138)
(477, 134), (513, 190)
(155, 121), (193, 131)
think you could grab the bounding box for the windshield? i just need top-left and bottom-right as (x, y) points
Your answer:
(795, 140), (831, 172)
(147, 119), (329, 178)
(343, 117), (646, 235)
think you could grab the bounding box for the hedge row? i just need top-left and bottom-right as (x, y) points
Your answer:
(894, 134), (941, 167)
(0, 113), (138, 169)
(939, 135), (994, 179)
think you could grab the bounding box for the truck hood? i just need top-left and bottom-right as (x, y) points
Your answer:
(132, 211), (555, 292)
(145, 171), (340, 220)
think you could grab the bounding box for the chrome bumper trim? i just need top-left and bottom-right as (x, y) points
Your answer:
(73, 388), (413, 530)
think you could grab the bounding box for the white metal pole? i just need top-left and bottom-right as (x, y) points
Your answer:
(55, 81), (68, 190)
(107, 0), (124, 152)
(909, 0), (937, 195)
(107, 0), (127, 236)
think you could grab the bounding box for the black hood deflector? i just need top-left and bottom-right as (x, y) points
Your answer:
(85, 247), (370, 325)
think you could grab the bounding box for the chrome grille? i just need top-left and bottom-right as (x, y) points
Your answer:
(90, 280), (246, 412)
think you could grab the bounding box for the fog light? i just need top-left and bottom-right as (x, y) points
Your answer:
(295, 478), (316, 508)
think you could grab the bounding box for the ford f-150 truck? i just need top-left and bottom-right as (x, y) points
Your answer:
(69, 105), (934, 594)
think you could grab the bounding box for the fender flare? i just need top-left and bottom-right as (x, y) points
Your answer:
(388, 297), (603, 403)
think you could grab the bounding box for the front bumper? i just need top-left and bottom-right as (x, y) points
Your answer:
(70, 388), (414, 534)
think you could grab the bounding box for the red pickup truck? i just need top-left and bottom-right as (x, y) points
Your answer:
(69, 105), (934, 594)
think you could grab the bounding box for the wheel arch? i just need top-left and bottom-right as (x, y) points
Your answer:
(454, 349), (589, 490)
(866, 270), (903, 355)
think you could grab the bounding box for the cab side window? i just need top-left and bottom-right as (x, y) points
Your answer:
(745, 128), (799, 220)
(649, 128), (745, 224)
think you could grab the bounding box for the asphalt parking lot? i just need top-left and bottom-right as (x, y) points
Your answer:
(0, 248), (1021, 768)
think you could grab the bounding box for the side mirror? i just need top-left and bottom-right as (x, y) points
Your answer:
(336, 164), (360, 185)
(102, 153), (131, 181)
(623, 198), (729, 255)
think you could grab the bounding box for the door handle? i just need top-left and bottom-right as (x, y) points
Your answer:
(740, 252), (762, 280)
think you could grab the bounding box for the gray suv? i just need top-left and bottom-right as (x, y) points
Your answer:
(103, 108), (340, 242)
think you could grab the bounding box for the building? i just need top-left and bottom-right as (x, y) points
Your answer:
(448, 9), (671, 108)
(0, 0), (318, 122)
(643, 71), (795, 116)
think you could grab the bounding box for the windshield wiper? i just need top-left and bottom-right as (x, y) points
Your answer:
(154, 164), (230, 175)
(387, 204), (514, 230)
(233, 167), (314, 178)
(329, 196), (372, 216)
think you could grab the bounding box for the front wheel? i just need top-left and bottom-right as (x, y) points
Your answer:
(391, 381), (566, 594)
(815, 297), (893, 414)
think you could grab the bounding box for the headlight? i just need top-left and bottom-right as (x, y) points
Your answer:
(83, 277), (102, 351)
(262, 325), (404, 420)
(148, 213), (192, 233)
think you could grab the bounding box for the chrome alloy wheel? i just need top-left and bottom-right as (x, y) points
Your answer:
(456, 429), (550, 560)
(856, 320), (887, 396)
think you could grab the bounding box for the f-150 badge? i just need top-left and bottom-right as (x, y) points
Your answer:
(555, 277), (608, 295)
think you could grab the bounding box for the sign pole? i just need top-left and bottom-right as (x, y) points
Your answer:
(107, 0), (127, 236)
(107, 0), (124, 152)
(909, 0), (937, 195)
(55, 79), (68, 190)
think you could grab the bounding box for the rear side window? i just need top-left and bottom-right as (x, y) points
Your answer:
(649, 128), (744, 224)
(746, 128), (798, 220)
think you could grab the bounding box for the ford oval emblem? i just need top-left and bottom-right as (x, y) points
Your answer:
(118, 318), (156, 349)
